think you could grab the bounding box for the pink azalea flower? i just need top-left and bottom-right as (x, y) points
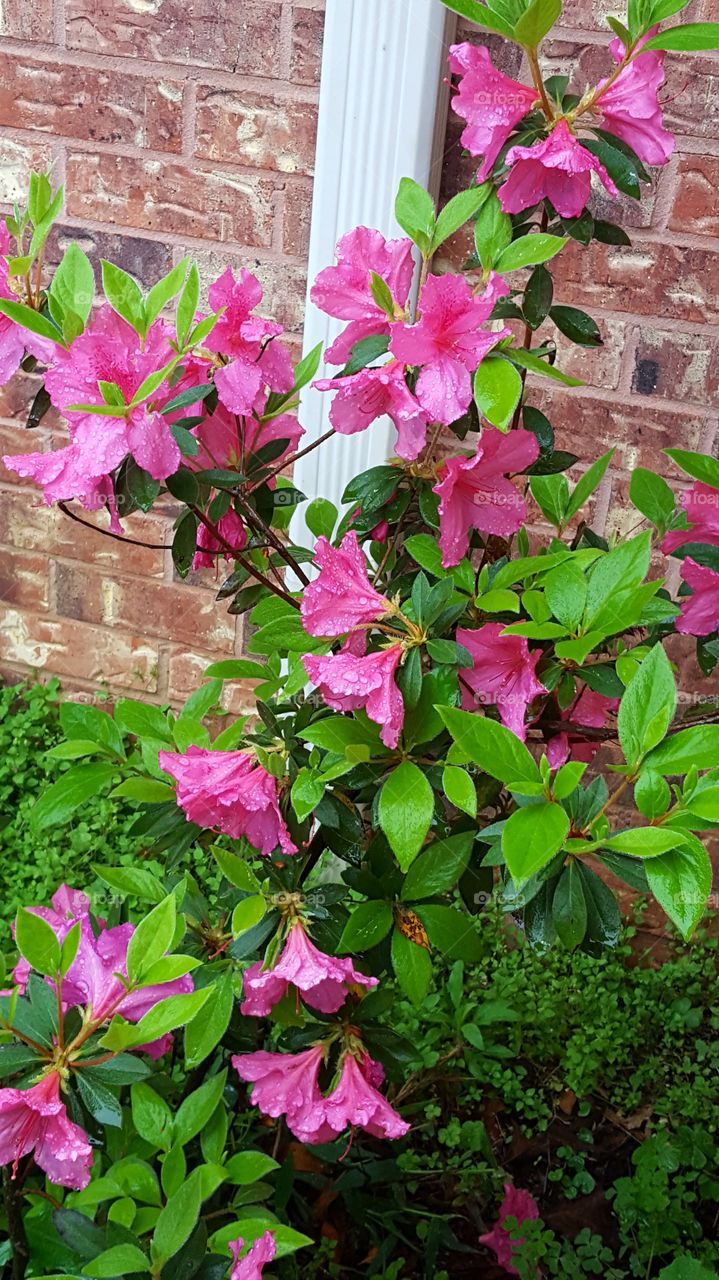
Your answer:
(314, 362), (429, 461)
(158, 745), (297, 856)
(499, 119), (619, 218)
(457, 623), (545, 741)
(233, 1045), (333, 1144)
(229, 1230), (277, 1280)
(546, 688), (619, 768)
(449, 43), (538, 181)
(3, 306), (182, 508)
(434, 428), (539, 567)
(192, 509), (247, 570)
(321, 1052), (410, 1141)
(206, 267), (293, 414)
(662, 483), (719, 554)
(61, 916), (194, 1024)
(301, 531), (390, 638)
(595, 32), (674, 167)
(0, 1072), (92, 1190)
(676, 557), (719, 637)
(304, 642), (405, 749)
(241, 918), (378, 1017)
(190, 401), (303, 484)
(480, 1183), (540, 1276)
(12, 884), (91, 993)
(311, 226), (415, 364)
(390, 274), (510, 425)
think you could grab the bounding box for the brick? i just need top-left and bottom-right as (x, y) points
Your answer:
(0, 138), (54, 206)
(195, 89), (318, 175)
(47, 225), (174, 293)
(282, 179), (314, 257)
(552, 239), (719, 325)
(529, 387), (710, 478)
(631, 327), (719, 406)
(290, 6), (325, 86)
(549, 316), (626, 390)
(556, 0), (703, 29)
(0, 0), (53, 40)
(0, 54), (183, 152)
(0, 547), (50, 610)
(65, 0), (283, 75)
(53, 560), (238, 652)
(669, 156), (719, 239)
(65, 152), (276, 246)
(0, 485), (168, 576)
(0, 606), (159, 691)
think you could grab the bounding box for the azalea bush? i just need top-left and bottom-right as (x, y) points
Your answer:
(0, 0), (718, 1274)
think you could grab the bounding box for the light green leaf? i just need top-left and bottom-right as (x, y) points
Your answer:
(502, 802), (569, 884)
(82, 1244), (150, 1276)
(617, 643), (676, 768)
(442, 765), (477, 817)
(602, 828), (685, 857)
(495, 232), (565, 272)
(643, 21), (719, 49)
(126, 894), (176, 983)
(474, 356), (523, 431)
(645, 835), (712, 939)
(395, 177), (435, 253)
(379, 762), (434, 869)
(643, 725), (719, 776)
(438, 706), (541, 788)
(432, 184), (491, 251)
(391, 928), (432, 1006)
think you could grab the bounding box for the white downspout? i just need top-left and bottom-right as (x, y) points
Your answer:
(292, 0), (457, 542)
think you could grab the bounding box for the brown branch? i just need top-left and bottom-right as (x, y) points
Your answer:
(190, 504), (300, 610)
(58, 501), (169, 550)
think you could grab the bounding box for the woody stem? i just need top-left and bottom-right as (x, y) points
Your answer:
(524, 46), (554, 120)
(189, 505), (300, 610)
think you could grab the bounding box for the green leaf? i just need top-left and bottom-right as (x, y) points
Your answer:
(101, 260), (145, 333)
(174, 1071), (227, 1147)
(76, 1073), (123, 1129)
(530, 473), (569, 527)
(522, 264), (554, 330)
(378, 762), (434, 870)
(439, 0), (515, 36)
(130, 1081), (173, 1152)
(231, 896), (266, 936)
(30, 762), (117, 831)
(402, 831), (474, 900)
(474, 356), (523, 431)
(643, 725), (719, 775)
(602, 828), (685, 857)
(658, 1257), (719, 1280)
(432, 185), (491, 251)
(663, 447), (719, 490)
(634, 770), (671, 821)
(514, 0), (562, 46)
(391, 929), (432, 1006)
(126, 894), (176, 983)
(305, 498), (337, 541)
(101, 989), (211, 1051)
(645, 835), (712, 939)
(496, 233), (565, 272)
(395, 177), (435, 253)
(151, 1175), (202, 1266)
(508, 346), (582, 386)
(577, 862), (621, 947)
(291, 768), (325, 822)
(582, 137), (641, 198)
(442, 765), (477, 818)
(543, 562), (586, 630)
(502, 802), (570, 884)
(144, 258), (188, 331)
(184, 970), (235, 1068)
(643, 21), (719, 49)
(369, 271), (395, 318)
(474, 190), (513, 269)
(414, 903), (482, 962)
(49, 242), (94, 327)
(550, 304), (602, 347)
(617, 643), (676, 767)
(176, 262), (200, 345)
(438, 706), (541, 788)
(212, 846), (261, 892)
(629, 467), (675, 529)
(93, 865), (165, 904)
(584, 532), (651, 628)
(82, 1245), (150, 1276)
(339, 901), (393, 953)
(0, 297), (64, 346)
(15, 908), (61, 976)
(552, 862), (587, 950)
(172, 510), (198, 579)
(299, 715), (385, 757)
(225, 1150), (280, 1185)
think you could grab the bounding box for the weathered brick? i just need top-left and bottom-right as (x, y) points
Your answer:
(65, 152), (276, 246)
(550, 316), (626, 390)
(631, 326), (719, 406)
(0, 54), (183, 152)
(0, 138), (54, 206)
(552, 239), (719, 325)
(0, 547), (50, 610)
(167, 647), (256, 715)
(65, 0), (283, 76)
(282, 179), (314, 257)
(0, 485), (168, 576)
(0, 0), (53, 40)
(0, 606), (159, 691)
(47, 225), (174, 293)
(669, 156), (719, 239)
(53, 560), (238, 652)
(195, 89), (318, 175)
(530, 387), (710, 477)
(290, 6), (325, 86)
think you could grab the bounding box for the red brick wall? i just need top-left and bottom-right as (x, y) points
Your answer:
(438, 0), (719, 549)
(0, 0), (324, 705)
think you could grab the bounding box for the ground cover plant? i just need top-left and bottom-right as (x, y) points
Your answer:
(0, 0), (718, 1273)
